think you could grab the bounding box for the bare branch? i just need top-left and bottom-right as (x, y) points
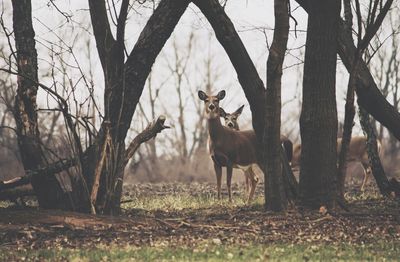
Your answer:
(0, 158), (77, 191)
(88, 0), (117, 69)
(124, 115), (170, 166)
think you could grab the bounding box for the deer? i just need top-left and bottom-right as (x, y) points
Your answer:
(198, 90), (293, 203)
(219, 105), (293, 195)
(219, 105), (258, 195)
(291, 136), (382, 191)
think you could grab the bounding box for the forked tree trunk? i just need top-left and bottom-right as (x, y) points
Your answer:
(299, 0), (340, 209)
(263, 0), (289, 211)
(3, 0), (187, 214)
(87, 0), (190, 214)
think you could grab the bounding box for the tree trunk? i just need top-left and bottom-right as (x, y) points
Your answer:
(337, 60), (359, 199)
(11, 0), (69, 209)
(194, 0), (297, 209)
(296, 0), (400, 142)
(87, 0), (190, 214)
(299, 0), (340, 209)
(263, 0), (289, 211)
(192, 0), (266, 137)
(358, 106), (391, 195)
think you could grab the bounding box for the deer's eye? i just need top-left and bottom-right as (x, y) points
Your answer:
(205, 99), (209, 103)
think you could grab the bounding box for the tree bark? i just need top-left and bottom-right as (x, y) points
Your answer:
(192, 0), (266, 137)
(299, 0), (340, 209)
(337, 58), (360, 199)
(358, 106), (391, 195)
(11, 0), (69, 209)
(337, 0), (393, 198)
(296, 0), (400, 141)
(264, 0), (289, 211)
(87, 0), (190, 214)
(194, 0), (296, 209)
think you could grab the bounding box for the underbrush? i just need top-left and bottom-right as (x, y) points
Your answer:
(0, 182), (399, 261)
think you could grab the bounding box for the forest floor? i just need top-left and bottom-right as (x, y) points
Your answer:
(0, 181), (399, 261)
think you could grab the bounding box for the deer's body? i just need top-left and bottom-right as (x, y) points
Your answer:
(219, 106), (293, 196)
(208, 119), (258, 166)
(199, 90), (259, 203)
(292, 136), (382, 190)
(219, 106), (258, 195)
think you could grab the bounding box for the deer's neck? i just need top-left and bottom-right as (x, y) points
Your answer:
(207, 117), (224, 141)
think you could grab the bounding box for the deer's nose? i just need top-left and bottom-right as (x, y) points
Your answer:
(228, 122), (234, 128)
(208, 104), (216, 111)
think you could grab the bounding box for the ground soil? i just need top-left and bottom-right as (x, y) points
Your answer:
(0, 182), (399, 251)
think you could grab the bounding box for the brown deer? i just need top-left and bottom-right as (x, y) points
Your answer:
(219, 106), (293, 195)
(198, 90), (293, 203)
(291, 136), (382, 191)
(219, 105), (244, 131)
(219, 105), (258, 195)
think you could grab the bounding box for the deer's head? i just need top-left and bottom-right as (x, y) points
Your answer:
(198, 90), (225, 119)
(219, 105), (244, 130)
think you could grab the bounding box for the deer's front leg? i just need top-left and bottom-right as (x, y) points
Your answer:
(226, 165), (233, 202)
(213, 162), (222, 199)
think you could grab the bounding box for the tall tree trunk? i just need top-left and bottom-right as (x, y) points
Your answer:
(11, 0), (68, 209)
(299, 0), (340, 209)
(296, 0), (400, 142)
(264, 0), (289, 211)
(337, 59), (360, 199)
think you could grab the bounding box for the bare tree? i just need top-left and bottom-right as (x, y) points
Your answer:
(338, 0), (394, 198)
(263, 0), (290, 211)
(296, 1), (400, 142)
(299, 0), (340, 209)
(10, 0), (72, 209)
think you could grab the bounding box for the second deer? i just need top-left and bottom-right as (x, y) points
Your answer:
(219, 105), (293, 196)
(291, 136), (382, 191)
(219, 105), (259, 196)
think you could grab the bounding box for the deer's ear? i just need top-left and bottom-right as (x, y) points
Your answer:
(198, 90), (207, 101)
(219, 107), (227, 118)
(217, 90), (226, 100)
(234, 105), (244, 116)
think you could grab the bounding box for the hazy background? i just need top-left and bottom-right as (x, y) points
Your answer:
(0, 0), (399, 184)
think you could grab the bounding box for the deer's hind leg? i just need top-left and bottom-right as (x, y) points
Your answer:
(244, 171), (250, 194)
(360, 162), (372, 191)
(246, 166), (259, 204)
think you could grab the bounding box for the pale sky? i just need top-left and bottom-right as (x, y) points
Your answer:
(1, 0), (398, 149)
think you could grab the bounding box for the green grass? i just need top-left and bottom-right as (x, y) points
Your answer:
(2, 241), (399, 261)
(121, 193), (264, 211)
